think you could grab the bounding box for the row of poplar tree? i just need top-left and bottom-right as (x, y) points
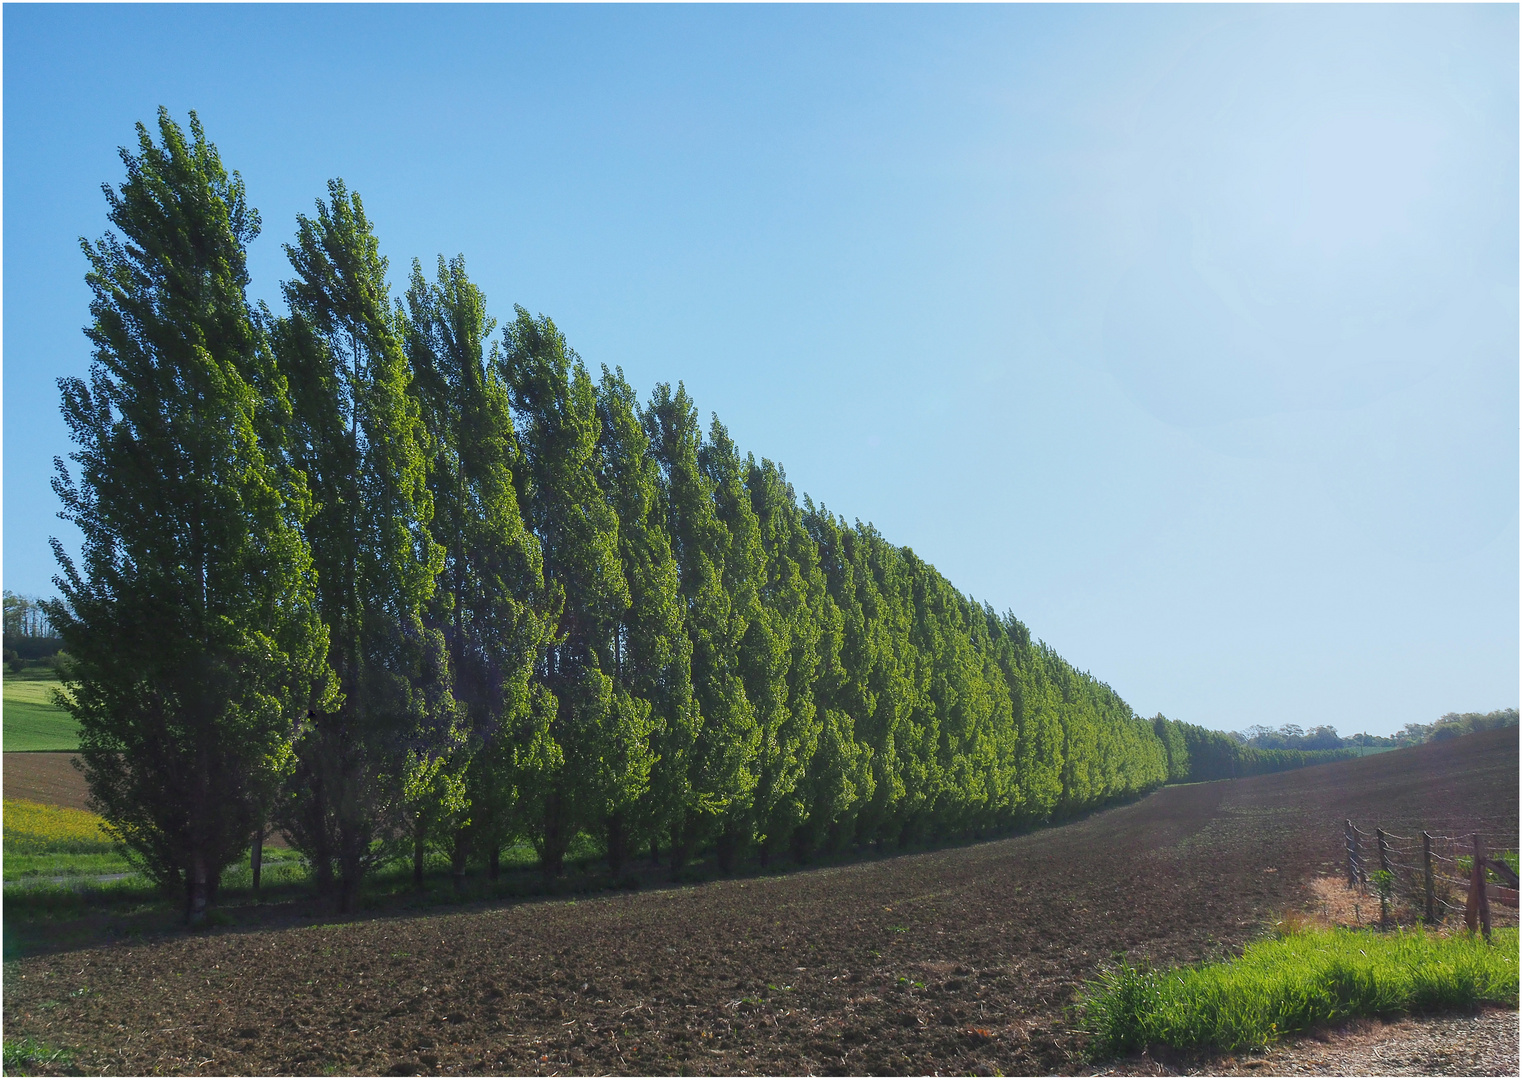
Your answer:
(53, 111), (1170, 923)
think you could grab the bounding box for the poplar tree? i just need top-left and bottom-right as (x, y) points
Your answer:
(740, 456), (825, 865)
(50, 109), (331, 924)
(644, 385), (758, 872)
(404, 256), (551, 888)
(273, 180), (453, 912)
(595, 367), (693, 874)
(500, 310), (650, 876)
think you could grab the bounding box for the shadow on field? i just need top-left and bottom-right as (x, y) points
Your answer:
(4, 785), (1157, 964)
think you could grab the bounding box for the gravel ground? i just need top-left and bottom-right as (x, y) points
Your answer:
(1094, 1005), (1520, 1076)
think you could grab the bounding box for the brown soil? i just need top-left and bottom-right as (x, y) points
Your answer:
(4, 753), (90, 810)
(3, 727), (1516, 1076)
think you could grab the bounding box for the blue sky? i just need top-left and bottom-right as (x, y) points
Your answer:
(4, 4), (1516, 736)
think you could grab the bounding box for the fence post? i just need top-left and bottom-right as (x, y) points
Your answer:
(1421, 831), (1436, 925)
(1345, 820), (1360, 888)
(1473, 833), (1492, 942)
(1376, 828), (1392, 926)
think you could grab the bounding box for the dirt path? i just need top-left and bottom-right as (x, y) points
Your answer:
(2, 727), (1515, 1076)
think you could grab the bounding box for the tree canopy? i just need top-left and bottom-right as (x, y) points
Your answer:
(54, 111), (1441, 917)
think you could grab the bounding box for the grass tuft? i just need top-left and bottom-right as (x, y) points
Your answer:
(3, 1036), (77, 1075)
(1080, 925), (1519, 1058)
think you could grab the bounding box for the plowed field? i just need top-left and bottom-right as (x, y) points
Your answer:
(4, 728), (1516, 1076)
(3, 753), (90, 811)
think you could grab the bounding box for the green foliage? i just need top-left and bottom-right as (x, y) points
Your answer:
(4, 1036), (77, 1075)
(50, 108), (330, 923)
(403, 255), (552, 881)
(1398, 708), (1519, 746)
(62, 111), (1381, 908)
(1153, 716), (1355, 783)
(500, 310), (650, 876)
(1081, 926), (1520, 1058)
(272, 177), (448, 913)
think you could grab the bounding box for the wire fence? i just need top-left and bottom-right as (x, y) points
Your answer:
(1343, 819), (1518, 941)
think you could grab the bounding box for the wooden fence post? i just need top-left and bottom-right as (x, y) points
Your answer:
(1421, 831), (1436, 925)
(1473, 833), (1492, 941)
(1345, 820), (1360, 889)
(1376, 828), (1392, 926)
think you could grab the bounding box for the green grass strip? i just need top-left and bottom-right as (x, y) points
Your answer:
(1081, 925), (1520, 1058)
(3, 1036), (77, 1075)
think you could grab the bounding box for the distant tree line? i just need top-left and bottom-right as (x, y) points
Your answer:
(1150, 716), (1357, 783)
(45, 112), (1478, 923)
(1230, 711), (1519, 754)
(3, 590), (63, 668)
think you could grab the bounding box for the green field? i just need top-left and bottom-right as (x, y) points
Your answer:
(2, 672), (79, 751)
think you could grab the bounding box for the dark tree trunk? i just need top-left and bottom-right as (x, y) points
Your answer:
(541, 796), (568, 879)
(488, 846), (501, 881)
(306, 767), (337, 902)
(451, 829), (469, 896)
(649, 838), (660, 866)
(669, 818), (694, 880)
(413, 827), (427, 891)
(605, 812), (627, 876)
(186, 851), (210, 926)
(790, 824), (813, 865)
(337, 820), (364, 915)
(715, 827), (740, 874)
(251, 827), (264, 895)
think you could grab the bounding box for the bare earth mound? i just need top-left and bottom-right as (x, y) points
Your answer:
(3, 727), (1516, 1076)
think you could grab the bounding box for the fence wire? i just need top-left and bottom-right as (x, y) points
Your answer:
(1340, 822), (1519, 928)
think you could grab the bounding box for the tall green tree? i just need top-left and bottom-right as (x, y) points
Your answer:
(644, 385), (758, 872)
(740, 455), (826, 865)
(404, 255), (552, 888)
(273, 179), (454, 913)
(500, 310), (652, 876)
(50, 109), (331, 924)
(595, 367), (694, 874)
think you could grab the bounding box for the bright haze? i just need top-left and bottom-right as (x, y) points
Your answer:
(4, 5), (1516, 737)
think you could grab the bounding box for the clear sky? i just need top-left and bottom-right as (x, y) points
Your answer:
(4, 4), (1516, 737)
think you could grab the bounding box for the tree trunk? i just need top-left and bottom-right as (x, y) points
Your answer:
(605, 812), (627, 876)
(338, 820), (364, 915)
(488, 846), (501, 881)
(715, 826), (740, 874)
(451, 829), (469, 896)
(251, 827), (264, 895)
(791, 824), (813, 865)
(187, 851), (210, 926)
(413, 827), (427, 891)
(541, 798), (568, 879)
(309, 770), (337, 902)
(649, 838), (660, 866)
(669, 818), (694, 880)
